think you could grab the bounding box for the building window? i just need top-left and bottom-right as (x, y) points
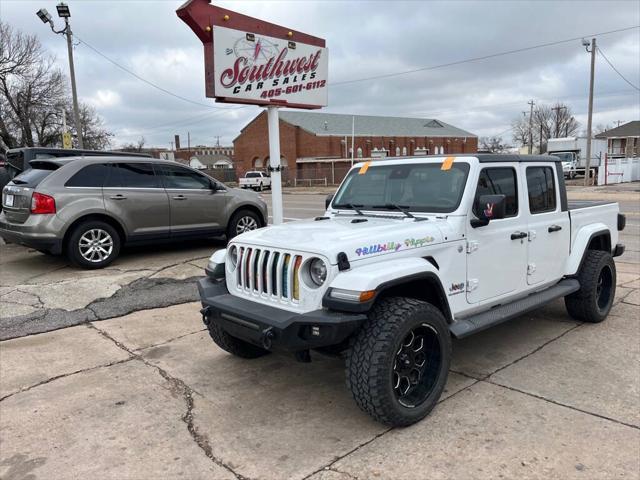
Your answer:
(395, 147), (400, 156)
(357, 147), (363, 158)
(402, 146), (407, 156)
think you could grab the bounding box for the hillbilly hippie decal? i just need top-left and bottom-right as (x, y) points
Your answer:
(355, 236), (435, 257)
(213, 26), (329, 107)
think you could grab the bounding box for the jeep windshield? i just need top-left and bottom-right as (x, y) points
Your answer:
(332, 162), (470, 214)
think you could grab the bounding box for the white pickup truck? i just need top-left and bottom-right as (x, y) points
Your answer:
(198, 154), (626, 426)
(239, 171), (271, 191)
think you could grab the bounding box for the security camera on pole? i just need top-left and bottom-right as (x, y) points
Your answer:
(177, 0), (329, 225)
(36, 3), (84, 149)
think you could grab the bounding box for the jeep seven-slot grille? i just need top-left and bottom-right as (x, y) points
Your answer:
(235, 247), (302, 302)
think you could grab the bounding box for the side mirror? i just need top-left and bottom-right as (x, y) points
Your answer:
(325, 193), (335, 209)
(471, 194), (506, 228)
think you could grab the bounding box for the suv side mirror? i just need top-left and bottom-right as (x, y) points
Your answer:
(325, 193), (335, 209)
(471, 194), (506, 228)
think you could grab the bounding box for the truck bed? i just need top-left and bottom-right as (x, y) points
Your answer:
(568, 200), (616, 210)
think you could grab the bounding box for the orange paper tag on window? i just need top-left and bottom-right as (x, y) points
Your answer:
(359, 161), (371, 175)
(441, 156), (455, 171)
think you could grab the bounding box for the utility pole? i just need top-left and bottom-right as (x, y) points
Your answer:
(36, 3), (84, 148)
(584, 37), (596, 186)
(551, 105), (566, 138)
(187, 131), (191, 155)
(64, 16), (83, 149)
(351, 116), (355, 166)
(528, 100), (535, 154)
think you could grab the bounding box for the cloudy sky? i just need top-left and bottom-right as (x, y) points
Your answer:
(3, 0), (639, 149)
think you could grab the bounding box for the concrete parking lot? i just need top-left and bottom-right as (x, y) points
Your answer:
(1, 186), (639, 479)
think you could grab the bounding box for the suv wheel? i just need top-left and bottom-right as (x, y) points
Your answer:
(66, 220), (120, 269)
(227, 209), (261, 239)
(565, 250), (616, 323)
(346, 297), (451, 427)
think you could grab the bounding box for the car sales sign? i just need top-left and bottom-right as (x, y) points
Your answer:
(177, 0), (328, 109)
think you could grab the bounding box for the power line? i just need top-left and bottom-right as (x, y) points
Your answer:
(76, 36), (234, 110)
(115, 105), (250, 136)
(596, 46), (640, 91)
(332, 25), (640, 87)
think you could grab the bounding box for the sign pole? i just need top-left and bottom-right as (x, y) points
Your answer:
(267, 105), (284, 225)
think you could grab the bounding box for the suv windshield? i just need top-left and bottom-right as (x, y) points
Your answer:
(333, 162), (470, 214)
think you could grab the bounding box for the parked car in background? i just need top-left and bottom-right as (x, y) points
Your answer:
(0, 157), (267, 268)
(239, 171), (271, 191)
(1, 147), (151, 195)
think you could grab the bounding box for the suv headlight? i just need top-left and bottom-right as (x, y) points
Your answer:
(309, 258), (327, 286)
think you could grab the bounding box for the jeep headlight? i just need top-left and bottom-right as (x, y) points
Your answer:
(309, 258), (327, 286)
(228, 245), (238, 270)
(205, 249), (227, 281)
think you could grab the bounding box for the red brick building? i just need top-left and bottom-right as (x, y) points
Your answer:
(233, 111), (477, 184)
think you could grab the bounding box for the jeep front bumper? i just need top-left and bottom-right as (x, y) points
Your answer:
(197, 278), (367, 352)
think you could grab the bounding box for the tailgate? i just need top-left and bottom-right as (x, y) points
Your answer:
(2, 185), (35, 224)
(2, 164), (59, 224)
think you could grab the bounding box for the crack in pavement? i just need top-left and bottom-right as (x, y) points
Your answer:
(133, 328), (207, 354)
(0, 357), (134, 403)
(86, 323), (248, 480)
(485, 378), (640, 431)
(301, 377), (482, 480)
(1, 276), (201, 341)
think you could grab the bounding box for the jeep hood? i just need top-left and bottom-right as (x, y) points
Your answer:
(232, 216), (447, 264)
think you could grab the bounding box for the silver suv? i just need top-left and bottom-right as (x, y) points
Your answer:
(0, 156), (267, 268)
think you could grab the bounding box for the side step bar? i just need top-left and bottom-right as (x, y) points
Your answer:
(449, 279), (580, 339)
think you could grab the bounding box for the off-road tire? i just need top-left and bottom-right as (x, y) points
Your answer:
(565, 250), (616, 323)
(207, 321), (270, 359)
(227, 209), (262, 240)
(345, 297), (451, 427)
(66, 220), (121, 269)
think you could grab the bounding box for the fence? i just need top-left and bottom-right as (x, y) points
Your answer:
(296, 161), (354, 185)
(598, 157), (640, 185)
(202, 167), (238, 184)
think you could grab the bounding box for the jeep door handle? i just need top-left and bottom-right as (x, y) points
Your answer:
(510, 231), (528, 240)
(548, 225), (562, 233)
(109, 194), (127, 200)
(172, 195), (187, 200)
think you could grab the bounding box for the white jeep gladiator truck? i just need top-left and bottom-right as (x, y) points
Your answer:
(239, 171), (271, 191)
(198, 154), (626, 426)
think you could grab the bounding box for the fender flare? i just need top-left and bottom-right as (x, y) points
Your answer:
(565, 225), (611, 276)
(323, 257), (452, 321)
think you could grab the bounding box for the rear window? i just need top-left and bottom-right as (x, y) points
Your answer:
(246, 172), (261, 178)
(11, 165), (59, 188)
(65, 163), (110, 187)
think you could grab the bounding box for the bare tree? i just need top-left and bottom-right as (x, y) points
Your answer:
(119, 136), (146, 153)
(0, 22), (112, 150)
(512, 102), (579, 152)
(479, 136), (508, 153)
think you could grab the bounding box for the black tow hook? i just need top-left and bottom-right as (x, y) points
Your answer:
(261, 327), (276, 350)
(200, 306), (211, 326)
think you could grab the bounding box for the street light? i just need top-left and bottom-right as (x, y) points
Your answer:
(35, 3), (84, 149)
(56, 3), (71, 18)
(36, 8), (53, 24)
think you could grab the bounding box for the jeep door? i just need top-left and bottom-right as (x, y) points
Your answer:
(103, 162), (171, 240)
(466, 165), (528, 304)
(522, 164), (570, 285)
(157, 164), (228, 237)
